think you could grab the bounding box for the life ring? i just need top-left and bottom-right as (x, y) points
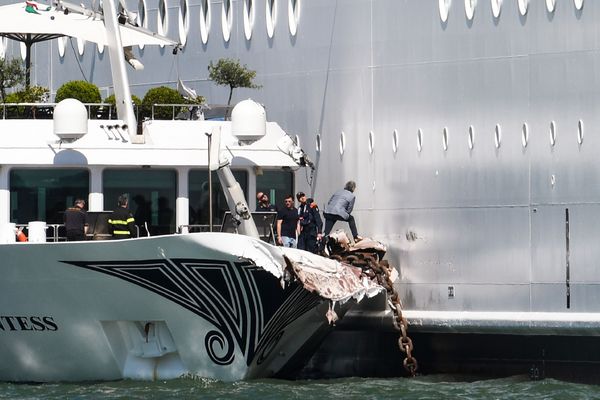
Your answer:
(16, 229), (27, 242)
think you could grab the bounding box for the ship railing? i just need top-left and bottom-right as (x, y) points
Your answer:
(0, 102), (123, 120)
(13, 223), (140, 242)
(0, 102), (232, 122)
(177, 224), (215, 233)
(151, 104), (232, 121)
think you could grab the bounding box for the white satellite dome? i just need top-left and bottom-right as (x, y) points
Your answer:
(231, 99), (266, 144)
(53, 98), (88, 142)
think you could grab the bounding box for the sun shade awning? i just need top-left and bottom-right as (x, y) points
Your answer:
(0, 2), (177, 47)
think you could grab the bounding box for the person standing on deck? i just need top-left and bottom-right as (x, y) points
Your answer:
(108, 194), (136, 239)
(296, 192), (323, 253)
(276, 194), (299, 247)
(323, 181), (362, 242)
(257, 191), (278, 212)
(63, 199), (88, 241)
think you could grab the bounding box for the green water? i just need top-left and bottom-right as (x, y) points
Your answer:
(1, 376), (598, 400)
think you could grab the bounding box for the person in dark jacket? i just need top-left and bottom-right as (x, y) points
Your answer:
(323, 181), (362, 242)
(296, 192), (323, 253)
(63, 198), (88, 241)
(108, 194), (136, 239)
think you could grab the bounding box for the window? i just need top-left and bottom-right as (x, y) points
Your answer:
(103, 169), (177, 236)
(256, 170), (294, 210)
(438, 0), (451, 23)
(222, 0), (233, 42)
(10, 169), (89, 224)
(189, 169), (248, 228)
(244, 0), (255, 40)
(157, 0), (169, 47)
(465, 0), (477, 21)
(266, 0), (277, 38)
(138, 0), (148, 49)
(200, 0), (211, 44)
(288, 0), (300, 36)
(179, 0), (190, 46)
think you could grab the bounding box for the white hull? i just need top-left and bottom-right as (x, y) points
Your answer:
(0, 233), (337, 382)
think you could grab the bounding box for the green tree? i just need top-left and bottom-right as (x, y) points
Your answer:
(104, 93), (143, 106)
(141, 86), (184, 120)
(208, 58), (261, 106)
(141, 86), (205, 120)
(4, 86), (50, 119)
(0, 58), (25, 102)
(55, 80), (101, 104)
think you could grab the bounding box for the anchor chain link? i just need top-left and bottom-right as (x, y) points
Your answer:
(325, 244), (418, 376)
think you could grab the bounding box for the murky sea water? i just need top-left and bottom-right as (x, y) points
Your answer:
(1, 375), (599, 400)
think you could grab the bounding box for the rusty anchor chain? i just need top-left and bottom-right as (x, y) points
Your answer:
(324, 241), (418, 376)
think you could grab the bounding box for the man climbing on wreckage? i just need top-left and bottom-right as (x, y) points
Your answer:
(323, 180), (363, 243)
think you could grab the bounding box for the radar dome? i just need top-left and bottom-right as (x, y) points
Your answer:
(53, 98), (88, 142)
(231, 99), (266, 144)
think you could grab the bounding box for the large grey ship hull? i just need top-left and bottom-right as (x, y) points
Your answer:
(5, 0), (600, 379)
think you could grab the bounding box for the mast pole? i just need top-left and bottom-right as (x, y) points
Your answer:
(102, 0), (140, 143)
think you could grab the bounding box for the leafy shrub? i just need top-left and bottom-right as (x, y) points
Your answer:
(55, 80), (101, 104)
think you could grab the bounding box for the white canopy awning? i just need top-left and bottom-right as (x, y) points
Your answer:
(0, 2), (177, 47)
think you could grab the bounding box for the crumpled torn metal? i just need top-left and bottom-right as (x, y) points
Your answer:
(280, 247), (383, 304)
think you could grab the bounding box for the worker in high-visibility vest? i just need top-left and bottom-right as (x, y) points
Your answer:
(108, 194), (136, 239)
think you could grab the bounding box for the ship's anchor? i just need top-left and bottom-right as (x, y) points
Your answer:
(325, 235), (418, 376)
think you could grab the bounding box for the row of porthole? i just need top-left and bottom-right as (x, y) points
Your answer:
(439, 0), (584, 22)
(315, 120), (585, 154)
(39, 0), (300, 58)
(140, 0), (299, 46)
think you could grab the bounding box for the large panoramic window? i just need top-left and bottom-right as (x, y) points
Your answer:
(256, 170), (294, 210)
(103, 169), (177, 236)
(10, 169), (89, 225)
(189, 169), (248, 229)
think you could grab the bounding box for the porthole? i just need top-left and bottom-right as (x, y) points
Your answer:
(243, 0), (255, 41)
(288, 0), (300, 36)
(577, 120), (584, 145)
(545, 0), (556, 13)
(494, 124), (502, 148)
(574, 0), (584, 10)
(549, 121), (556, 147)
(392, 129), (399, 153)
(222, 0), (233, 42)
(199, 0), (211, 45)
(491, 0), (502, 18)
(295, 134), (301, 147)
(468, 125), (475, 150)
(19, 42), (26, 61)
(442, 127), (449, 151)
(138, 0), (148, 49)
(521, 123), (529, 148)
(57, 37), (66, 58)
(465, 0), (477, 20)
(368, 131), (375, 154)
(417, 129), (423, 152)
(157, 0), (169, 47)
(0, 37), (5, 60)
(266, 0), (277, 39)
(439, 0), (451, 23)
(178, 0), (190, 47)
(316, 134), (321, 152)
(97, 43), (104, 54)
(77, 38), (85, 56)
(339, 131), (346, 155)
(518, 0), (528, 15)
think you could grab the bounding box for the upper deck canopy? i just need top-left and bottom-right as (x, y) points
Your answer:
(0, 2), (176, 48)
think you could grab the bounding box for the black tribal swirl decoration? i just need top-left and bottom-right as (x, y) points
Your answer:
(63, 258), (321, 366)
